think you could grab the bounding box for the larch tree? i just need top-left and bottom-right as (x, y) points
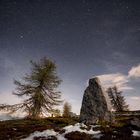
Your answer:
(62, 102), (71, 118)
(0, 57), (62, 119)
(107, 86), (129, 112)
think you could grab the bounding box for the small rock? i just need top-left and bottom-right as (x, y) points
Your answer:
(131, 117), (140, 128)
(65, 131), (92, 140)
(33, 136), (57, 140)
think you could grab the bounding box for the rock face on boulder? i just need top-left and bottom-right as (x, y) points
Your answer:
(131, 117), (140, 128)
(80, 77), (109, 124)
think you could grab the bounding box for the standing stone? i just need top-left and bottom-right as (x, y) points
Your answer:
(80, 77), (109, 124)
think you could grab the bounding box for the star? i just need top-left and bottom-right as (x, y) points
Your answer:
(20, 35), (23, 39)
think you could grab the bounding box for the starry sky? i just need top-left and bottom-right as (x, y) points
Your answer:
(0, 0), (140, 114)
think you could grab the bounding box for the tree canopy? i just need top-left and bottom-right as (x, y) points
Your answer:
(0, 57), (62, 119)
(62, 102), (71, 118)
(107, 86), (129, 112)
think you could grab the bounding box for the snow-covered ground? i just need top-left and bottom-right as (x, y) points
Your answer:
(0, 112), (25, 121)
(21, 129), (65, 140)
(132, 130), (140, 137)
(21, 123), (140, 140)
(0, 114), (17, 121)
(21, 123), (102, 140)
(0, 114), (140, 140)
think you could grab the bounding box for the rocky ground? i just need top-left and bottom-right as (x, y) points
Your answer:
(0, 117), (78, 140)
(0, 117), (140, 140)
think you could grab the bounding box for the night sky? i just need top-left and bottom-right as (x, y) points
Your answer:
(0, 0), (140, 114)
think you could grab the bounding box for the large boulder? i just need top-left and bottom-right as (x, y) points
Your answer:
(80, 77), (110, 124)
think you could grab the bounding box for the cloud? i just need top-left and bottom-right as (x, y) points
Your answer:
(128, 64), (140, 78)
(126, 96), (140, 110)
(97, 73), (131, 90)
(98, 63), (140, 90)
(129, 96), (140, 100)
(0, 92), (22, 105)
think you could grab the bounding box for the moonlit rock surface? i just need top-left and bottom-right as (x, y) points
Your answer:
(80, 77), (110, 124)
(131, 117), (140, 128)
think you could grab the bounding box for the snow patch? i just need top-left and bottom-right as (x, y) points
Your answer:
(132, 130), (140, 137)
(21, 129), (66, 140)
(64, 123), (101, 135)
(0, 114), (17, 121)
(22, 123), (102, 140)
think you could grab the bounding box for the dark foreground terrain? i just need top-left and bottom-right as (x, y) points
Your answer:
(0, 117), (78, 139)
(0, 117), (140, 140)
